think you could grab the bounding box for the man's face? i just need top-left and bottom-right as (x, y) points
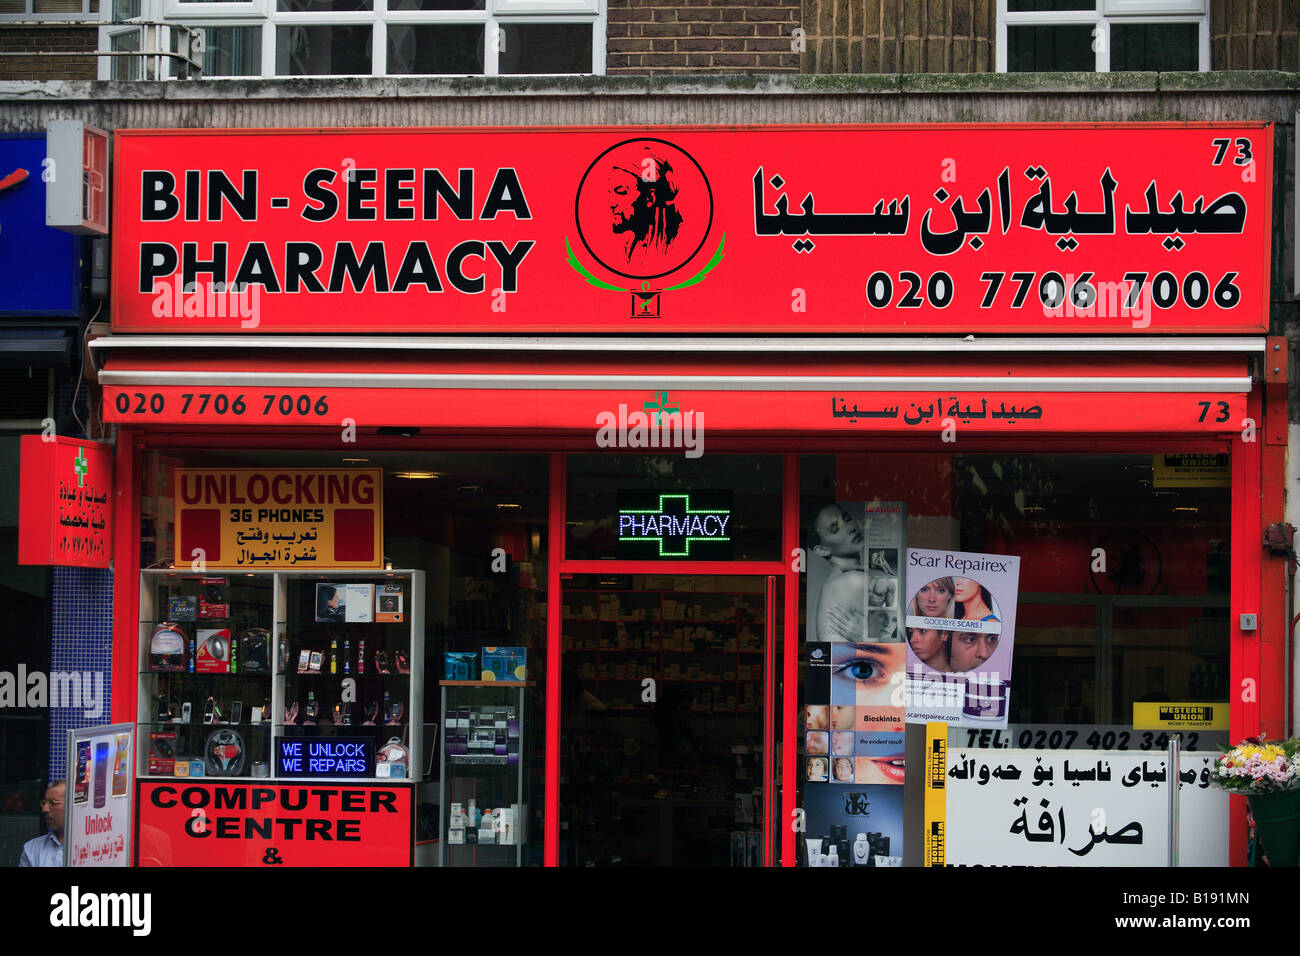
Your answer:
(42, 784), (65, 836)
(608, 170), (643, 233)
(815, 505), (863, 558)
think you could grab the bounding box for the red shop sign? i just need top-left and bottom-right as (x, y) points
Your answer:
(134, 781), (414, 866)
(18, 435), (113, 568)
(111, 124), (1272, 335)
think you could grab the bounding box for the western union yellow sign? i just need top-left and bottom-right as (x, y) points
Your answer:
(1133, 701), (1228, 730)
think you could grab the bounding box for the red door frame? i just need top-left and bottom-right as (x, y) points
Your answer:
(109, 430), (1271, 868)
(546, 451), (791, 866)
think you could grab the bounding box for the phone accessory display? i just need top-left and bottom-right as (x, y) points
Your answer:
(198, 578), (230, 620)
(204, 728), (245, 776)
(376, 737), (408, 778)
(375, 584), (404, 623)
(196, 627), (232, 673)
(361, 702), (379, 726)
(239, 628), (271, 673)
(149, 622), (188, 671)
(166, 595), (197, 622)
(284, 701), (299, 725)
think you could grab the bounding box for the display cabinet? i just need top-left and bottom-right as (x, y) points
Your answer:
(561, 587), (764, 712)
(138, 569), (423, 782)
(438, 681), (530, 867)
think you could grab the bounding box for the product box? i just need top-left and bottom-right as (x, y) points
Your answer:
(148, 732), (178, 775)
(480, 646), (527, 682)
(195, 627), (231, 673)
(444, 652), (477, 682)
(198, 577), (230, 619)
(448, 827), (465, 845)
(375, 584), (404, 623)
(167, 595), (197, 621)
(315, 583), (374, 623)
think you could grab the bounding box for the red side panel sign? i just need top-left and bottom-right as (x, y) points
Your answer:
(135, 781), (413, 866)
(17, 435), (113, 568)
(110, 124), (1272, 334)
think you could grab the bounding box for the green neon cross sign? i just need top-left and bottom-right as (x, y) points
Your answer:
(617, 493), (732, 558)
(73, 447), (88, 487)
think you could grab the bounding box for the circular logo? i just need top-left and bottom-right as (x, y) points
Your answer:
(575, 138), (713, 282)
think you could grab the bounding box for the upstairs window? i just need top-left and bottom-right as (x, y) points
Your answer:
(998, 0), (1208, 72)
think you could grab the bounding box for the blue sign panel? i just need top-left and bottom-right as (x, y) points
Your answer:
(277, 737), (375, 778)
(0, 135), (83, 316)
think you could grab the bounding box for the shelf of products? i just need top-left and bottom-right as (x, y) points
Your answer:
(438, 681), (530, 867)
(138, 570), (424, 781)
(561, 588), (765, 712)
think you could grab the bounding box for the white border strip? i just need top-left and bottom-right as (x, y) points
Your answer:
(98, 369), (1252, 392)
(89, 335), (1266, 354)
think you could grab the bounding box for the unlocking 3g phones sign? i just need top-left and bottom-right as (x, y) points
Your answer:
(134, 781), (414, 866)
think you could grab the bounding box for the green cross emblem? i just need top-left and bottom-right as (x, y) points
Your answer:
(644, 391), (680, 425)
(73, 448), (88, 487)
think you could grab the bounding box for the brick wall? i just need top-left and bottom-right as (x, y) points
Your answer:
(0, 27), (98, 81)
(800, 0), (994, 74)
(606, 0), (801, 75)
(1212, 0), (1300, 71)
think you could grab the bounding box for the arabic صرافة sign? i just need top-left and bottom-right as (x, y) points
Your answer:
(111, 124), (1271, 334)
(18, 436), (114, 568)
(942, 749), (1228, 866)
(616, 490), (733, 560)
(175, 468), (382, 569)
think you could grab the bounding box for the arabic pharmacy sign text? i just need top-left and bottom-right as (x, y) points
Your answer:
(175, 468), (382, 570)
(18, 436), (114, 569)
(615, 490), (734, 560)
(111, 124), (1271, 335)
(943, 749), (1228, 866)
(134, 781), (413, 866)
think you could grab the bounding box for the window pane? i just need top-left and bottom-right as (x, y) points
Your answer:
(278, 0), (370, 11)
(1111, 22), (1198, 71)
(565, 454), (783, 562)
(386, 23), (483, 74)
(1007, 23), (1094, 71)
(276, 24), (372, 75)
(110, 29), (140, 80)
(112, 0), (138, 20)
(1008, 0), (1093, 9)
(202, 25), (262, 76)
(498, 22), (590, 74)
(389, 0), (483, 10)
(33, 0), (83, 12)
(0, 0), (27, 12)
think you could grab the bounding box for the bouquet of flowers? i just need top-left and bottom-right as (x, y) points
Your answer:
(1211, 735), (1300, 794)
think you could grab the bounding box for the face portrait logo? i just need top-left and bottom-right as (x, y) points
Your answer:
(567, 138), (724, 318)
(575, 138), (712, 280)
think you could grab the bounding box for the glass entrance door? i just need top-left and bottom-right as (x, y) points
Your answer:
(559, 573), (776, 866)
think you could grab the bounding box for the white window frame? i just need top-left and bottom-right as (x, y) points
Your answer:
(113, 0), (602, 78)
(996, 0), (1209, 73)
(0, 0), (97, 22)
